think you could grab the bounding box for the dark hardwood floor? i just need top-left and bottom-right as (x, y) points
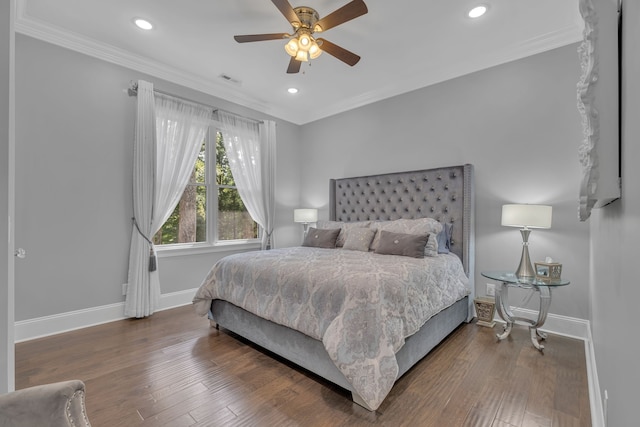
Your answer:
(15, 305), (591, 426)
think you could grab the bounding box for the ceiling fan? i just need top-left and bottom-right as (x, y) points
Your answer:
(234, 0), (368, 74)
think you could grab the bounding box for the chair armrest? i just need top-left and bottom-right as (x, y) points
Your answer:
(0, 380), (91, 426)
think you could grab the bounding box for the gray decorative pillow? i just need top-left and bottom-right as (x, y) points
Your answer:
(370, 218), (443, 255)
(374, 230), (429, 258)
(424, 234), (438, 257)
(437, 223), (453, 254)
(316, 220), (371, 247)
(302, 227), (340, 248)
(342, 228), (376, 252)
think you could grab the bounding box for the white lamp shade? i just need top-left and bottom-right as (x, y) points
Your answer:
(294, 208), (318, 223)
(501, 204), (552, 229)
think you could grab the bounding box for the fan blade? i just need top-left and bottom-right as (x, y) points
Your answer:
(317, 38), (360, 66)
(271, 0), (300, 26)
(286, 57), (302, 74)
(315, 0), (368, 32)
(234, 33), (289, 43)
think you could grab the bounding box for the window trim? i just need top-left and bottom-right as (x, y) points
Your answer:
(155, 239), (261, 258)
(154, 123), (261, 253)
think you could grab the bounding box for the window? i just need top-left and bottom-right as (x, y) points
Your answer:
(153, 127), (259, 247)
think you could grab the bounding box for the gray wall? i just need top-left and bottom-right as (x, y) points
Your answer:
(1, 0), (16, 393)
(13, 29), (591, 329)
(298, 44), (590, 320)
(590, 1), (640, 425)
(13, 35), (301, 321)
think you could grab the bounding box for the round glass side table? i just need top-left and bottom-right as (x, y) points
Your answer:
(481, 271), (570, 351)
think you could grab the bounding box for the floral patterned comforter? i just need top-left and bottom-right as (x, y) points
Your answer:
(193, 246), (469, 410)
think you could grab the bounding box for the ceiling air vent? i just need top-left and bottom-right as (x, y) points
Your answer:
(218, 74), (242, 86)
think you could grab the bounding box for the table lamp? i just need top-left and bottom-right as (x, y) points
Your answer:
(294, 208), (318, 235)
(501, 204), (552, 279)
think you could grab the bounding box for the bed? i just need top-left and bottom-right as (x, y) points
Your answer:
(193, 164), (475, 411)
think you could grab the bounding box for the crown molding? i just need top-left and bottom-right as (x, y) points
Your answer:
(306, 24), (584, 123)
(15, 5), (583, 126)
(14, 11), (308, 123)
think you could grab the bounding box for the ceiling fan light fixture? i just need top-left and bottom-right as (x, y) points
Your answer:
(309, 41), (322, 59)
(285, 38), (299, 56)
(285, 31), (321, 61)
(298, 33), (312, 51)
(295, 50), (308, 62)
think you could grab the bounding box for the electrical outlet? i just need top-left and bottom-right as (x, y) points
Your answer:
(122, 283), (128, 296)
(486, 283), (495, 297)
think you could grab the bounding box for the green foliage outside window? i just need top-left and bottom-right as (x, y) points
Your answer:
(153, 131), (257, 245)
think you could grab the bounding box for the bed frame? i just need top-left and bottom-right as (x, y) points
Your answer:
(210, 164), (475, 410)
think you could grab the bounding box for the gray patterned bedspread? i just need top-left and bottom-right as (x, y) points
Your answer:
(193, 247), (470, 410)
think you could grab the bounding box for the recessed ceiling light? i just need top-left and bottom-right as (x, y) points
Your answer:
(288, 88), (299, 94)
(468, 5), (488, 18)
(134, 18), (153, 30)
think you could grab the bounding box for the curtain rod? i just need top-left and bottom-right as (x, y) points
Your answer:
(126, 81), (263, 124)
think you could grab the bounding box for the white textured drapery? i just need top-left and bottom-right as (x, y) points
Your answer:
(126, 80), (157, 318)
(125, 81), (212, 318)
(219, 112), (277, 249)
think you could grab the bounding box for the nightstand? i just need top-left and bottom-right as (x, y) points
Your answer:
(481, 271), (570, 351)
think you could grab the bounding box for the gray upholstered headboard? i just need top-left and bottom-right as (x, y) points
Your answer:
(329, 164), (475, 278)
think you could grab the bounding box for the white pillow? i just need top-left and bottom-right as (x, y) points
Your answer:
(316, 220), (372, 247)
(342, 227), (376, 252)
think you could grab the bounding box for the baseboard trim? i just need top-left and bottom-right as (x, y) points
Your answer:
(584, 324), (605, 427)
(496, 307), (604, 427)
(504, 307), (590, 340)
(14, 288), (199, 343)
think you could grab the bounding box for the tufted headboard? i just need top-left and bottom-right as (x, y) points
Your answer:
(329, 164), (475, 278)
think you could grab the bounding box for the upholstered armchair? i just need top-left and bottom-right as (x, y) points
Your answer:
(0, 380), (91, 427)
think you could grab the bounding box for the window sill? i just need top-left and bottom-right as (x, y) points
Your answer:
(155, 240), (261, 258)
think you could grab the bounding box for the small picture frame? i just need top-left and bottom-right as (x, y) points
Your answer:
(535, 262), (562, 283)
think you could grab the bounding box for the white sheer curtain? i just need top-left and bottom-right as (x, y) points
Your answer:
(218, 112), (277, 249)
(152, 93), (212, 229)
(259, 120), (277, 249)
(125, 81), (212, 318)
